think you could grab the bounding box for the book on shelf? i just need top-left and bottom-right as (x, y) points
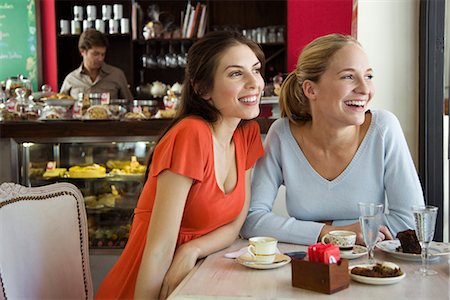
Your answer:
(196, 4), (207, 38)
(182, 1), (192, 38)
(182, 1), (207, 39)
(187, 2), (200, 38)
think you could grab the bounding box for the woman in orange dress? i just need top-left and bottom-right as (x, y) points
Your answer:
(95, 31), (266, 300)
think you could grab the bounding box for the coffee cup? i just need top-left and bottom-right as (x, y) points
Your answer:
(247, 236), (278, 264)
(321, 230), (356, 249)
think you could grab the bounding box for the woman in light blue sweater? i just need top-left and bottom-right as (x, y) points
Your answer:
(241, 34), (425, 245)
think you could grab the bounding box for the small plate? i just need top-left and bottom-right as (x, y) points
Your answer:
(340, 245), (368, 260)
(43, 98), (75, 106)
(376, 240), (450, 261)
(349, 262), (406, 285)
(236, 253), (291, 270)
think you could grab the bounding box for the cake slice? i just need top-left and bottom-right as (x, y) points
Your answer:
(396, 229), (421, 254)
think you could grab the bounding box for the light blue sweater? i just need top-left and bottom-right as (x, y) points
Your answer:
(241, 110), (425, 245)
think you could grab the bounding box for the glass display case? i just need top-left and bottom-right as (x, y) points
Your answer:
(18, 137), (157, 250)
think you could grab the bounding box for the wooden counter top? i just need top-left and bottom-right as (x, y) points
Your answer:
(169, 239), (450, 299)
(0, 118), (276, 139)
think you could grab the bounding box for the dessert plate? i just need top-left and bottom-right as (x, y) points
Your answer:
(43, 98), (75, 106)
(340, 245), (368, 260)
(349, 262), (405, 285)
(236, 253), (291, 270)
(376, 240), (450, 261)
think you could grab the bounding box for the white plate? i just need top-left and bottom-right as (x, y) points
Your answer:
(376, 240), (450, 261)
(349, 262), (406, 285)
(43, 98), (75, 106)
(340, 245), (368, 260)
(236, 253), (291, 270)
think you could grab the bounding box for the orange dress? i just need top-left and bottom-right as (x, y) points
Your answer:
(95, 117), (264, 299)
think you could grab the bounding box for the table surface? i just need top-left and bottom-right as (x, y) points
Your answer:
(168, 239), (450, 299)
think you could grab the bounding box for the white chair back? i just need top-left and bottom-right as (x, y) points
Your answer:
(0, 182), (93, 300)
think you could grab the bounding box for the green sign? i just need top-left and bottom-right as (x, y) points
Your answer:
(0, 0), (38, 91)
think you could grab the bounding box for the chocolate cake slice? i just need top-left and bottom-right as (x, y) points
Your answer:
(396, 229), (421, 254)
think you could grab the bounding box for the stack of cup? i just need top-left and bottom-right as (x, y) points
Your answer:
(93, 5), (111, 33)
(71, 5), (83, 35)
(83, 5), (96, 31)
(108, 4), (122, 34)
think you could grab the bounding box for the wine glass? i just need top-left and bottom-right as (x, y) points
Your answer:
(177, 42), (187, 68)
(412, 205), (438, 276)
(358, 202), (384, 265)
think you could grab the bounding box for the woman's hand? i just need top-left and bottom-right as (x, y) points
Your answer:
(159, 243), (200, 300)
(348, 223), (393, 245)
(319, 222), (393, 246)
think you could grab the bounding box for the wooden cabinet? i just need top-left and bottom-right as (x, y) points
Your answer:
(54, 0), (287, 97)
(54, 0), (133, 91)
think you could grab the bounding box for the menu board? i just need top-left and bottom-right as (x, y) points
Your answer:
(0, 0), (38, 91)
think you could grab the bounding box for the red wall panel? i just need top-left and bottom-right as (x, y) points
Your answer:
(40, 0), (57, 91)
(287, 0), (353, 72)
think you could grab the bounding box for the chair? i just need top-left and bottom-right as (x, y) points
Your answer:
(0, 182), (93, 300)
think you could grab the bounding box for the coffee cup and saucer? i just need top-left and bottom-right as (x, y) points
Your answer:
(236, 237), (291, 269)
(321, 230), (368, 259)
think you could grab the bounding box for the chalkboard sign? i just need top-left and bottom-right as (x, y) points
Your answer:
(0, 0), (38, 91)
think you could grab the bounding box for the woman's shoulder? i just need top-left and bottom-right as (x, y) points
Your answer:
(174, 116), (210, 132)
(371, 109), (402, 128)
(266, 117), (289, 134)
(370, 109), (403, 135)
(163, 116), (210, 142)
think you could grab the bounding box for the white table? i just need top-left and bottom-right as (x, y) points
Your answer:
(169, 239), (450, 299)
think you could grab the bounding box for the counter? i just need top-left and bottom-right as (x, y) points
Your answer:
(169, 239), (450, 299)
(0, 118), (275, 139)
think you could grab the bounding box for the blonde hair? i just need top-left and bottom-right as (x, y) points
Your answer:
(279, 34), (361, 123)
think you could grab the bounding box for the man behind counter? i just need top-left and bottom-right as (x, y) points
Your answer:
(60, 28), (133, 100)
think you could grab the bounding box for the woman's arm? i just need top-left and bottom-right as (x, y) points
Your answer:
(159, 169), (254, 299)
(134, 170), (192, 300)
(381, 111), (425, 235)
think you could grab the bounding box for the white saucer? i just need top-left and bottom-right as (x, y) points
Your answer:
(236, 253), (291, 270)
(349, 262), (406, 285)
(340, 245), (368, 260)
(376, 240), (449, 262)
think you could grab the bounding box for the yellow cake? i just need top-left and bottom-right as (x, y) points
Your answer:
(68, 164), (106, 178)
(97, 185), (120, 207)
(107, 156), (146, 175)
(43, 168), (67, 178)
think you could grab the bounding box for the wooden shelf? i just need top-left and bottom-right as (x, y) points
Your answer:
(54, 0), (287, 97)
(0, 118), (275, 140)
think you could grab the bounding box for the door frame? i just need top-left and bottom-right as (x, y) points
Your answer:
(418, 0), (446, 241)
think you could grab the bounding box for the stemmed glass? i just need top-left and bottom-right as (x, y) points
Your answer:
(358, 202), (384, 265)
(412, 205), (438, 276)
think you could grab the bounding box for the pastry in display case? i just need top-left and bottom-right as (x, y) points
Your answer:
(20, 138), (156, 250)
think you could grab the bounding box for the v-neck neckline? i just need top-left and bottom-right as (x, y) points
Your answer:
(208, 126), (239, 196)
(285, 113), (375, 187)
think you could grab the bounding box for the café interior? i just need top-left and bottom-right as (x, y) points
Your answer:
(0, 0), (449, 298)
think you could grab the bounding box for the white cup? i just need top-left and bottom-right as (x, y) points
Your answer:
(83, 20), (94, 32)
(113, 4), (123, 20)
(109, 19), (119, 34)
(102, 5), (112, 20)
(71, 20), (81, 35)
(86, 5), (97, 21)
(73, 5), (83, 21)
(120, 18), (129, 34)
(60, 19), (70, 35)
(247, 236), (278, 264)
(95, 19), (105, 33)
(321, 230), (356, 249)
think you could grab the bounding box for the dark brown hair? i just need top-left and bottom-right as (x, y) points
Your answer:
(144, 30), (265, 180)
(78, 28), (109, 51)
